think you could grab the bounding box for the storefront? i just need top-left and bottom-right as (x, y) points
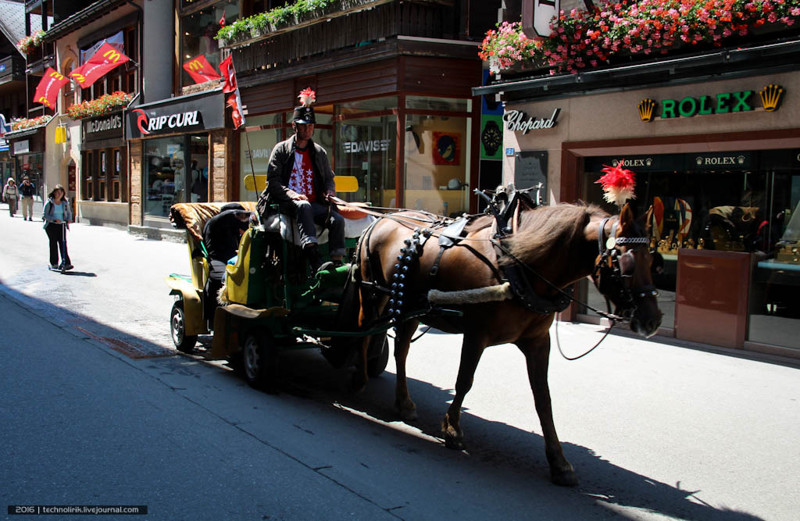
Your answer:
(495, 69), (800, 358)
(238, 57), (481, 216)
(79, 111), (127, 226)
(126, 89), (228, 231)
(5, 126), (47, 199)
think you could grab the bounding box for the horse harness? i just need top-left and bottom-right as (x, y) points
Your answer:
(593, 216), (658, 319)
(357, 191), (578, 320)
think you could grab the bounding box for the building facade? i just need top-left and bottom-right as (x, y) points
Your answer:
(477, 21), (800, 358)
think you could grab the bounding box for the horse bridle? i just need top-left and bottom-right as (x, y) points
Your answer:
(593, 217), (658, 319)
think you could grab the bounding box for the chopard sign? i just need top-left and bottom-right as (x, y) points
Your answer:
(503, 109), (560, 134)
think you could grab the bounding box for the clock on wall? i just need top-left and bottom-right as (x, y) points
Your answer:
(481, 120), (502, 157)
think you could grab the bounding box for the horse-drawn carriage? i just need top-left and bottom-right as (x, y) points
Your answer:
(165, 167), (662, 486)
(165, 197), (391, 389)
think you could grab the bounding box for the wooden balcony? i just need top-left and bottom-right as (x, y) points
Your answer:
(0, 56), (27, 86)
(227, 0), (467, 82)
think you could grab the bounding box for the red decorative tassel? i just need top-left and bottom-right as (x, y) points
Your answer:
(596, 159), (636, 207)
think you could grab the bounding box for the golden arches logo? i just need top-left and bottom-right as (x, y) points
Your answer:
(103, 49), (122, 62)
(187, 60), (203, 71)
(49, 71), (66, 81)
(638, 98), (656, 122)
(71, 72), (86, 83)
(759, 84), (784, 112)
(38, 96), (52, 107)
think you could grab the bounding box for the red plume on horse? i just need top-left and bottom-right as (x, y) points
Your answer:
(340, 163), (661, 486)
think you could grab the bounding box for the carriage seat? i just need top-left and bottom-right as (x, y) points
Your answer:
(169, 201), (259, 290)
(261, 211), (375, 247)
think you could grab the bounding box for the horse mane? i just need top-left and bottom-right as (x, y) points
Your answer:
(500, 203), (607, 266)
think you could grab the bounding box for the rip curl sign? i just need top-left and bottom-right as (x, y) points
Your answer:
(126, 91), (225, 139)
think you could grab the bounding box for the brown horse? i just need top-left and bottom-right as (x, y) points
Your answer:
(351, 201), (661, 486)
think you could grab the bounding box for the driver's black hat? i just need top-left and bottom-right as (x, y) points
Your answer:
(292, 105), (315, 125)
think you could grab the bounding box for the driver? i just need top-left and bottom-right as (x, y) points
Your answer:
(256, 88), (345, 273)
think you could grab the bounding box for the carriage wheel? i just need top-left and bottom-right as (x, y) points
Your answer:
(242, 330), (275, 390)
(366, 333), (390, 378)
(170, 301), (197, 353)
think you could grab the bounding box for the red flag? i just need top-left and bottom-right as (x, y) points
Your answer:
(68, 63), (89, 88)
(183, 55), (222, 85)
(227, 90), (245, 129)
(33, 67), (70, 109)
(74, 42), (130, 89)
(219, 56), (245, 129)
(219, 55), (238, 94)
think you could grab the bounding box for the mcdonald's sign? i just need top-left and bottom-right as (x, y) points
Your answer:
(102, 49), (123, 62)
(182, 55), (221, 85)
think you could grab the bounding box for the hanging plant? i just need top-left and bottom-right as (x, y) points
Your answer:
(16, 30), (46, 57)
(481, 0), (800, 75)
(10, 115), (52, 131)
(66, 91), (133, 120)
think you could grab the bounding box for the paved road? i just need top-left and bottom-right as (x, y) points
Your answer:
(1, 210), (799, 520)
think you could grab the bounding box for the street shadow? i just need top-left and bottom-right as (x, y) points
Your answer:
(0, 284), (765, 521)
(61, 271), (98, 277)
(267, 347), (764, 521)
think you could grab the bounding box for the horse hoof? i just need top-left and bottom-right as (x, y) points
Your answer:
(442, 426), (465, 450)
(444, 435), (466, 450)
(550, 468), (579, 487)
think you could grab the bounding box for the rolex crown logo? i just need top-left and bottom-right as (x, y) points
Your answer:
(638, 98), (656, 122)
(759, 84), (784, 112)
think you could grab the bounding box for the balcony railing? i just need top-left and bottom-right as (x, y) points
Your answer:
(0, 56), (27, 84)
(227, 0), (458, 79)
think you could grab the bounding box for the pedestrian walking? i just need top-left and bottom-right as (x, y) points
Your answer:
(42, 184), (73, 271)
(3, 177), (19, 216)
(19, 176), (36, 221)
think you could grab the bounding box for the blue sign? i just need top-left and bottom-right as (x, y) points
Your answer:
(505, 148), (515, 157)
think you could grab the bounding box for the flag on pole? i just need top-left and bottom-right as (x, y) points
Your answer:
(182, 55), (222, 84)
(71, 42), (130, 89)
(33, 68), (70, 109)
(220, 55), (245, 129)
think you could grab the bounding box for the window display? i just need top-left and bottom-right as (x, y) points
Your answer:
(179, 1), (239, 87)
(144, 135), (208, 220)
(581, 149), (800, 349)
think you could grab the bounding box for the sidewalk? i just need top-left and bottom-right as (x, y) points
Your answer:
(1, 197), (44, 220)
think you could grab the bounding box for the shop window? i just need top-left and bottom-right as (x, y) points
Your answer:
(335, 114), (396, 207)
(579, 150), (800, 349)
(79, 27), (138, 103)
(189, 134), (209, 203)
(97, 150), (107, 201)
(403, 113), (470, 216)
(144, 135), (206, 220)
(238, 114), (285, 199)
(112, 149), (122, 202)
(82, 151), (94, 201)
(179, 1), (239, 88)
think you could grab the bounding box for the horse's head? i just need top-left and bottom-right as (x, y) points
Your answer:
(591, 203), (662, 337)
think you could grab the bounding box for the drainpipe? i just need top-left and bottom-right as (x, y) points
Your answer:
(126, 0), (144, 102)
